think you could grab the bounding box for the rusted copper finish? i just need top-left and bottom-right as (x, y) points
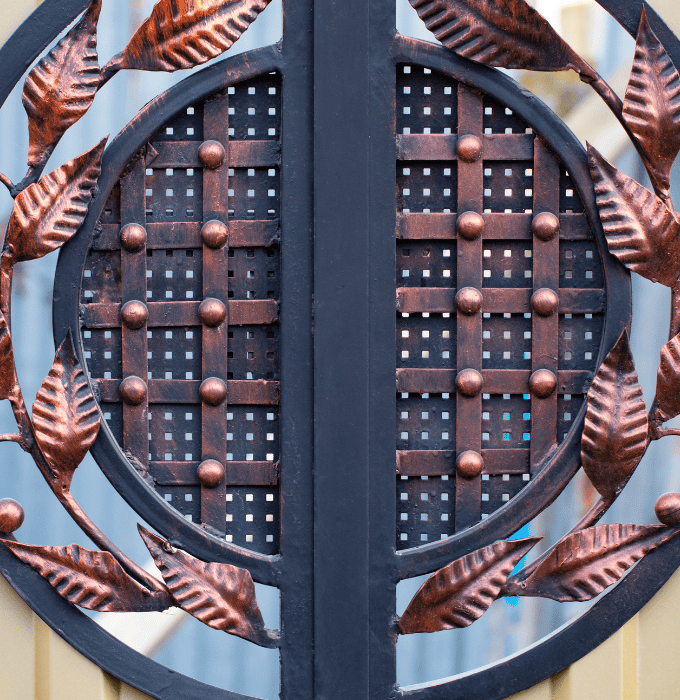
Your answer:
(455, 211), (484, 240)
(455, 134), (482, 163)
(456, 451), (484, 480)
(101, 0), (272, 79)
(531, 212), (559, 241)
(198, 140), (227, 169)
(119, 223), (147, 253)
(22, 0), (101, 169)
(119, 376), (147, 406)
(197, 460), (226, 489)
(198, 298), (227, 327)
(139, 526), (278, 648)
(581, 331), (648, 503)
(531, 288), (558, 316)
(0, 499), (25, 534)
(455, 369), (483, 398)
(455, 287), (482, 315)
(199, 377), (228, 406)
(200, 219), (229, 249)
(529, 369), (556, 398)
(655, 493), (680, 527)
(656, 333), (680, 422)
(399, 537), (541, 634)
(120, 300), (148, 330)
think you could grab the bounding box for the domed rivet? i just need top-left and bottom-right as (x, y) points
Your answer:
(655, 493), (680, 527)
(200, 377), (227, 406)
(198, 140), (226, 169)
(0, 499), (24, 534)
(532, 212), (560, 242)
(529, 369), (557, 398)
(456, 451), (484, 479)
(120, 300), (149, 330)
(119, 376), (147, 406)
(456, 287), (483, 316)
(120, 223), (147, 253)
(199, 298), (227, 327)
(456, 135), (482, 163)
(197, 460), (226, 489)
(201, 220), (229, 250)
(456, 211), (484, 241)
(456, 369), (483, 397)
(531, 289), (559, 317)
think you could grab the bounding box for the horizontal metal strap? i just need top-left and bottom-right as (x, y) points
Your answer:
(396, 133), (533, 161)
(96, 378), (279, 405)
(396, 368), (592, 394)
(93, 220), (279, 250)
(82, 299), (278, 327)
(146, 140), (280, 168)
(149, 460), (279, 486)
(396, 448), (529, 476)
(396, 287), (604, 314)
(396, 212), (591, 240)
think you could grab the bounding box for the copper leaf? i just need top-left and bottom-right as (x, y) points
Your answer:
(622, 6), (680, 201)
(398, 537), (541, 635)
(657, 333), (680, 421)
(0, 311), (15, 401)
(581, 331), (648, 503)
(5, 137), (106, 264)
(32, 331), (100, 492)
(139, 525), (277, 647)
(513, 524), (678, 601)
(587, 143), (680, 287)
(103, 0), (271, 75)
(22, 0), (101, 169)
(2, 541), (168, 612)
(407, 0), (596, 79)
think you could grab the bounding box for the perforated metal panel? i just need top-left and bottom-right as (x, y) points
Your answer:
(395, 63), (605, 549)
(81, 72), (282, 555)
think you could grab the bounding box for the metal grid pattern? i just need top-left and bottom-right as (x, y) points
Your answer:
(81, 72), (282, 554)
(395, 64), (605, 549)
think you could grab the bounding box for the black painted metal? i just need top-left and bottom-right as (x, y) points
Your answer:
(1, 2), (679, 700)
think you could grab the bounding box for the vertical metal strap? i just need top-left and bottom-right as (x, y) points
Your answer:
(120, 155), (149, 468)
(530, 138), (560, 473)
(200, 94), (230, 532)
(454, 86), (483, 532)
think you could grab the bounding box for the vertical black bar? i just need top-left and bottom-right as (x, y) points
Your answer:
(279, 0), (315, 696)
(369, 2), (398, 698)
(313, 0), (370, 696)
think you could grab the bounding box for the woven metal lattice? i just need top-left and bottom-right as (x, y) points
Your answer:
(395, 64), (605, 549)
(81, 72), (282, 555)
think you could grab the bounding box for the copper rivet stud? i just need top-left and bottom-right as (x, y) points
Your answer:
(0, 498), (24, 534)
(655, 493), (680, 527)
(456, 369), (483, 397)
(119, 376), (147, 406)
(199, 298), (227, 327)
(455, 287), (483, 315)
(197, 460), (226, 489)
(200, 377), (228, 406)
(456, 211), (484, 241)
(120, 300), (149, 329)
(529, 369), (557, 398)
(456, 451), (484, 480)
(120, 223), (147, 253)
(198, 140), (226, 169)
(532, 212), (560, 242)
(531, 288), (559, 317)
(456, 134), (482, 163)
(201, 220), (229, 250)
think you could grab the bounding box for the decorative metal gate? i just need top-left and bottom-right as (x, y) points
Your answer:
(2, 1), (680, 699)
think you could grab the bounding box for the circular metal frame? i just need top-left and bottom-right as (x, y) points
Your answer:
(0, 2), (676, 700)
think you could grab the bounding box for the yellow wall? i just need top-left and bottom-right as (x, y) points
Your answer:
(2, 1), (680, 699)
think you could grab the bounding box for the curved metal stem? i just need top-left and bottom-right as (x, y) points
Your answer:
(0, 171), (13, 193)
